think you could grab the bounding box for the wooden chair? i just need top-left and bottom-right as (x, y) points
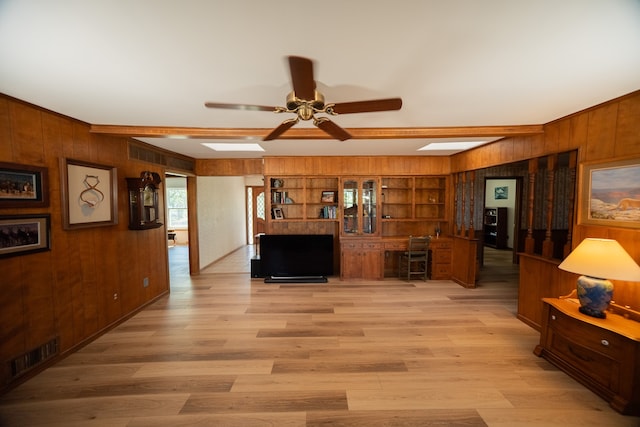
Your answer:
(398, 235), (430, 281)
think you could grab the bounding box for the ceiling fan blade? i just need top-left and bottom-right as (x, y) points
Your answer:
(288, 56), (316, 100)
(263, 118), (298, 141)
(205, 102), (277, 112)
(330, 98), (403, 114)
(315, 117), (352, 141)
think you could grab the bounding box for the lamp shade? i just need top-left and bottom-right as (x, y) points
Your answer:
(558, 238), (640, 281)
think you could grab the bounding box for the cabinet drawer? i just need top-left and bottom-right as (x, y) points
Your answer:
(431, 241), (451, 250)
(431, 264), (451, 279)
(362, 242), (382, 250)
(432, 249), (451, 263)
(549, 307), (624, 359)
(549, 329), (619, 392)
(342, 242), (361, 250)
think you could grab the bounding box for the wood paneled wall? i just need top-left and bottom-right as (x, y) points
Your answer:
(0, 95), (169, 390)
(453, 90), (640, 328)
(263, 156), (451, 176)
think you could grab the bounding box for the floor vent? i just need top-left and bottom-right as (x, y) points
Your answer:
(129, 141), (195, 173)
(10, 337), (59, 379)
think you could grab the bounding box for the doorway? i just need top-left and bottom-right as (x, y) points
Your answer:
(246, 185), (266, 245)
(166, 174), (191, 285)
(483, 177), (523, 265)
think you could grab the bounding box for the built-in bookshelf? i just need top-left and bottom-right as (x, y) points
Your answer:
(266, 176), (339, 235)
(381, 176), (448, 237)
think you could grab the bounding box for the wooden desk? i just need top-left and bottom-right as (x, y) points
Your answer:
(534, 298), (640, 415)
(340, 236), (453, 280)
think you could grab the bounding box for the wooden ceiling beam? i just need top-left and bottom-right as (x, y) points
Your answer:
(91, 124), (544, 139)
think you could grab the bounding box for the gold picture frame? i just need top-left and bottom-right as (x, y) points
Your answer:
(578, 156), (640, 229)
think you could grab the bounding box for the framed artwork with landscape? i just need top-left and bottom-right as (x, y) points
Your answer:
(0, 214), (51, 258)
(0, 162), (49, 208)
(578, 157), (640, 229)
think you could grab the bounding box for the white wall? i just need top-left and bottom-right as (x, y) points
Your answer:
(197, 176), (247, 269)
(485, 179), (516, 249)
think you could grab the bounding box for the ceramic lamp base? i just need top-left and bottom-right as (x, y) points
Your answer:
(576, 275), (613, 319)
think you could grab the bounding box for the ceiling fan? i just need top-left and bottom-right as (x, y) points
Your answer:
(204, 56), (402, 141)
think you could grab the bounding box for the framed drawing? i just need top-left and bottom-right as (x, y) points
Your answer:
(321, 191), (336, 203)
(0, 214), (51, 258)
(60, 158), (118, 230)
(0, 162), (49, 208)
(272, 207), (284, 220)
(578, 157), (640, 229)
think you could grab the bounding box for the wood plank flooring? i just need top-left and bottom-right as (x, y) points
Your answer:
(1, 246), (638, 426)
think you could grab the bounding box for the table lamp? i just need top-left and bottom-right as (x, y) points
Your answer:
(558, 238), (640, 318)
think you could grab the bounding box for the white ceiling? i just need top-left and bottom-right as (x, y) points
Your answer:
(1, 1), (639, 159)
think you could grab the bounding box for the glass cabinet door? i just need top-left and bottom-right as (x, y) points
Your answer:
(342, 178), (378, 236)
(362, 179), (377, 235)
(343, 180), (358, 235)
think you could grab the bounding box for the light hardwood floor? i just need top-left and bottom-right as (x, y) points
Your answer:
(1, 245), (638, 426)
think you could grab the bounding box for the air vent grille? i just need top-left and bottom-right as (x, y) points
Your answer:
(129, 141), (195, 173)
(10, 337), (59, 379)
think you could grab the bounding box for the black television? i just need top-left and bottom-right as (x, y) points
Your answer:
(260, 234), (334, 283)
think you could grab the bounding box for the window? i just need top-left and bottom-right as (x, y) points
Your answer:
(167, 187), (188, 228)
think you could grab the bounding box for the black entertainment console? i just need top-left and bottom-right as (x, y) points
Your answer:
(259, 234), (334, 283)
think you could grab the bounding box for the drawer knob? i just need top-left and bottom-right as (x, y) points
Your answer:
(601, 339), (609, 347)
(551, 315), (556, 320)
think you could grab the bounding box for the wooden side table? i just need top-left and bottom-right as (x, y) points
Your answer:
(534, 297), (640, 415)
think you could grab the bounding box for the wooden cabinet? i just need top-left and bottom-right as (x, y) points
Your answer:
(483, 207), (507, 248)
(341, 177), (380, 237)
(264, 173), (451, 280)
(429, 239), (452, 280)
(341, 239), (383, 280)
(381, 176), (448, 238)
(535, 298), (640, 415)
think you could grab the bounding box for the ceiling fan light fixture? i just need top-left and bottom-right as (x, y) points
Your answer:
(205, 56), (402, 142)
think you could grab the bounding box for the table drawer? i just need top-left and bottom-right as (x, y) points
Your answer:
(549, 307), (623, 359)
(549, 328), (618, 392)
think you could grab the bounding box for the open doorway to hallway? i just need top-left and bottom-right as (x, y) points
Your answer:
(483, 177), (522, 266)
(166, 174), (190, 286)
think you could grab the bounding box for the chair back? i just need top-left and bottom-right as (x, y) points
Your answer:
(407, 235), (430, 256)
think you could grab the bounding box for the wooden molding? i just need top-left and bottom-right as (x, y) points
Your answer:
(90, 124), (544, 140)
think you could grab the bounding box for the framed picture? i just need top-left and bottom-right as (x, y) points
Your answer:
(494, 186), (508, 200)
(60, 158), (118, 230)
(578, 157), (640, 229)
(0, 162), (49, 208)
(321, 191), (336, 203)
(0, 214), (51, 258)
(272, 207), (284, 220)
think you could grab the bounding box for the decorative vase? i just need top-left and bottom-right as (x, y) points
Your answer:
(576, 275), (613, 318)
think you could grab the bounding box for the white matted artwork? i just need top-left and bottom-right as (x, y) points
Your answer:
(60, 158), (118, 229)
